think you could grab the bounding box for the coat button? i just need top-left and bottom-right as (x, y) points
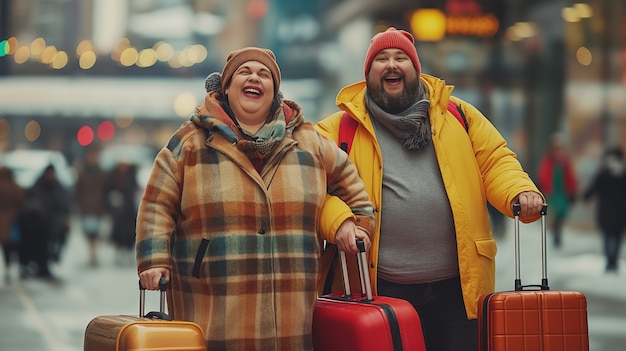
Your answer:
(258, 228), (266, 235)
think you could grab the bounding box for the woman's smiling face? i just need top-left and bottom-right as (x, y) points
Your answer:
(225, 60), (275, 126)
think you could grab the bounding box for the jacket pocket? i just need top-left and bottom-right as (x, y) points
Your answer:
(475, 238), (497, 260)
(192, 238), (210, 278)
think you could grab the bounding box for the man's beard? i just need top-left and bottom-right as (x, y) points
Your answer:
(366, 74), (421, 114)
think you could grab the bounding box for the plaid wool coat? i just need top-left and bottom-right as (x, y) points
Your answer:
(136, 94), (375, 351)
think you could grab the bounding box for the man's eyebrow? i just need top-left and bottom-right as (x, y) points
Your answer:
(376, 49), (407, 56)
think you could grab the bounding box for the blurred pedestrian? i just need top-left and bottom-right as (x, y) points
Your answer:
(137, 47), (374, 350)
(74, 146), (108, 267)
(538, 132), (578, 248)
(105, 162), (138, 265)
(0, 166), (24, 282)
(583, 147), (626, 273)
(19, 164), (71, 278)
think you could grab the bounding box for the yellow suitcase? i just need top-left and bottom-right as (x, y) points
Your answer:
(83, 278), (206, 351)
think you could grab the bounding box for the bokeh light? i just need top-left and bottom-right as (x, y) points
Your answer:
(137, 48), (157, 68)
(77, 125), (95, 146)
(114, 113), (134, 128)
(24, 120), (41, 142)
(13, 46), (30, 64)
(40, 46), (58, 64)
(0, 40), (8, 56)
(51, 51), (69, 69)
(79, 51), (97, 69)
(173, 92), (197, 118)
(154, 41), (174, 62)
(120, 47), (139, 67)
(76, 39), (95, 56)
(576, 47), (592, 66)
(246, 0), (268, 19)
(410, 9), (446, 42)
(30, 37), (46, 60)
(97, 121), (115, 141)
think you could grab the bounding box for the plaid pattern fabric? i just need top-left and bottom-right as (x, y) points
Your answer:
(136, 97), (374, 350)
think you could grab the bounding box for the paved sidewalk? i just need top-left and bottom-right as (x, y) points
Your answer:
(1, 217), (624, 351)
(0, 224), (143, 351)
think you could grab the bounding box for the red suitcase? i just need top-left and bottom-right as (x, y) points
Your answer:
(83, 278), (206, 351)
(313, 240), (426, 351)
(478, 204), (589, 351)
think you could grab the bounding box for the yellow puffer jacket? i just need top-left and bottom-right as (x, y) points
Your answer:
(315, 74), (543, 319)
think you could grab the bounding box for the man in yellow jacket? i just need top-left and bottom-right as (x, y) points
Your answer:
(315, 27), (544, 351)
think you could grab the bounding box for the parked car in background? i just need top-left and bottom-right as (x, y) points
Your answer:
(0, 149), (75, 190)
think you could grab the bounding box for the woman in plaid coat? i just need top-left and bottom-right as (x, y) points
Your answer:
(136, 47), (375, 351)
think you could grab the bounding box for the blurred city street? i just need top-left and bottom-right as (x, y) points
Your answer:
(0, 216), (150, 351)
(1, 1), (625, 350)
(0, 214), (625, 351)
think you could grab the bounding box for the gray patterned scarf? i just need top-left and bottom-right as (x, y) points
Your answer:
(235, 108), (286, 160)
(365, 90), (431, 151)
(195, 91), (287, 160)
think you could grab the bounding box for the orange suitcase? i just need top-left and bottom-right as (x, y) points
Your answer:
(83, 278), (206, 351)
(478, 204), (589, 351)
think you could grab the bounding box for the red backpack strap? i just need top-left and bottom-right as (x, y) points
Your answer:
(338, 102), (465, 155)
(447, 99), (468, 132)
(338, 112), (358, 154)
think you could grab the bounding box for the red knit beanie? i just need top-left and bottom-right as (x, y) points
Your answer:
(221, 47), (281, 95)
(363, 27), (421, 78)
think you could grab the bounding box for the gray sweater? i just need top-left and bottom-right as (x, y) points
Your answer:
(373, 118), (460, 284)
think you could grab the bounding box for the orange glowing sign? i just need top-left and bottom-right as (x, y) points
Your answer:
(410, 2), (500, 41)
(446, 14), (499, 37)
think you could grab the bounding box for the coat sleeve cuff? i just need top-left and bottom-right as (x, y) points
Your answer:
(318, 195), (354, 242)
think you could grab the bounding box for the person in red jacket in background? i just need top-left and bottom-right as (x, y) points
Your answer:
(538, 132), (578, 248)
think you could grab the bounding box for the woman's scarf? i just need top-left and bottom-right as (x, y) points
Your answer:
(197, 92), (287, 160)
(235, 109), (286, 160)
(365, 86), (431, 151)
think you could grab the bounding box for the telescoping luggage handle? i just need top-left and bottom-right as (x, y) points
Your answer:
(338, 239), (374, 301)
(138, 277), (172, 320)
(513, 203), (549, 291)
